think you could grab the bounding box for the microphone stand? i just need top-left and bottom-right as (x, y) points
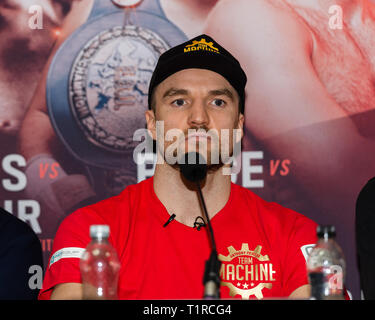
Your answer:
(196, 181), (222, 299)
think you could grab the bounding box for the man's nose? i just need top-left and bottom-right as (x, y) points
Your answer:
(187, 101), (209, 127)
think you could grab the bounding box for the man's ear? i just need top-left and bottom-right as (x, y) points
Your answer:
(145, 109), (157, 140)
(237, 112), (244, 140)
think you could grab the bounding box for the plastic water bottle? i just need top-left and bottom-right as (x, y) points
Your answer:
(306, 225), (346, 300)
(80, 225), (120, 299)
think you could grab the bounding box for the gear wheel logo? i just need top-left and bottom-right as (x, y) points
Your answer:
(218, 243), (276, 299)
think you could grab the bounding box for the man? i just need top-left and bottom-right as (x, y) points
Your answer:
(18, 0), (218, 226)
(205, 0), (375, 298)
(356, 177), (375, 300)
(39, 35), (318, 300)
(0, 207), (43, 299)
(0, 0), (69, 134)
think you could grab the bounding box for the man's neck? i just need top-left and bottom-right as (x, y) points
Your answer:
(153, 161), (231, 228)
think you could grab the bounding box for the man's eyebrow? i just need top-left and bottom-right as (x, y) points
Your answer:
(161, 88), (236, 100)
(162, 88), (189, 99)
(208, 88), (235, 101)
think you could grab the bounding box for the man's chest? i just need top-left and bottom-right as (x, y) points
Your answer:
(116, 220), (286, 300)
(218, 242), (281, 300)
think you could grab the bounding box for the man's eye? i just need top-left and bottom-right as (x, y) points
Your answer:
(172, 99), (186, 107)
(212, 99), (226, 107)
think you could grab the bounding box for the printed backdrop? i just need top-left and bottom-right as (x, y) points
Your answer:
(1, 0), (374, 300)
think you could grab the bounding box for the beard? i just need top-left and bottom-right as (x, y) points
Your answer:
(157, 125), (239, 175)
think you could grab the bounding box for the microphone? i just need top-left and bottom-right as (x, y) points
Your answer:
(179, 152), (207, 183)
(163, 213), (176, 227)
(179, 152), (222, 299)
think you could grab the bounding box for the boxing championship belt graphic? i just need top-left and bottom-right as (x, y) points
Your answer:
(46, 0), (188, 208)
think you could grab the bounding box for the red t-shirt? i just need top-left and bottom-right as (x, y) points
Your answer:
(39, 177), (318, 300)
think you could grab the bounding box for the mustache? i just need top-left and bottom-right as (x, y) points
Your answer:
(183, 125), (209, 135)
(183, 128), (221, 145)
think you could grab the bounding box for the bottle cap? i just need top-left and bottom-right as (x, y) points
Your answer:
(90, 225), (110, 239)
(316, 225), (336, 239)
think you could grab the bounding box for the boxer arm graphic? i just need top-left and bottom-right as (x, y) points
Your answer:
(205, 0), (375, 216)
(18, 0), (96, 217)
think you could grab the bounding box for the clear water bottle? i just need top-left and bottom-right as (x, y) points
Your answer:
(80, 225), (120, 299)
(307, 225), (346, 300)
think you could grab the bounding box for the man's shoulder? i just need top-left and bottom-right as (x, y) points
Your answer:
(0, 207), (42, 263)
(88, 177), (151, 211)
(52, 178), (153, 249)
(232, 183), (317, 228)
(60, 178), (152, 227)
(0, 207), (38, 239)
(356, 176), (375, 219)
(359, 176), (375, 193)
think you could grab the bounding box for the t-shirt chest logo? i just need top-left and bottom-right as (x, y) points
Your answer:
(218, 243), (276, 299)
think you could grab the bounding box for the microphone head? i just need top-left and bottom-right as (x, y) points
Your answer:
(179, 152), (207, 183)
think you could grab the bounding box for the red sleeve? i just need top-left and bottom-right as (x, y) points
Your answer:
(38, 208), (105, 300)
(282, 213), (318, 297)
(280, 212), (352, 300)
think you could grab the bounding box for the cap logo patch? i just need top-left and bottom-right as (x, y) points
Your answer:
(184, 38), (219, 53)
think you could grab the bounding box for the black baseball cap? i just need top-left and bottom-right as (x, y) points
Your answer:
(148, 34), (247, 113)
